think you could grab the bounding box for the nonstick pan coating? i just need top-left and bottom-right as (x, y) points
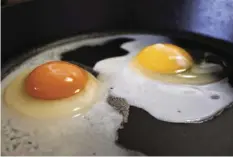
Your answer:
(2, 0), (233, 65)
(2, 33), (233, 156)
(2, 0), (233, 155)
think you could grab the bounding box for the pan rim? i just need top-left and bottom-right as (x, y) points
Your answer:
(2, 31), (233, 80)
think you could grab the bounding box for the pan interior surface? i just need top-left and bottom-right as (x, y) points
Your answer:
(1, 33), (233, 156)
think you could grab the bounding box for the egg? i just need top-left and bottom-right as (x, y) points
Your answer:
(25, 61), (88, 100)
(2, 34), (149, 156)
(135, 44), (193, 74)
(96, 42), (233, 123)
(131, 43), (226, 85)
(4, 61), (101, 119)
(2, 60), (136, 155)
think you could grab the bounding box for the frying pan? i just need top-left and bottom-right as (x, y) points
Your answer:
(2, 0), (233, 155)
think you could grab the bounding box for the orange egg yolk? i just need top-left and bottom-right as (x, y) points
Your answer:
(135, 44), (193, 74)
(25, 61), (88, 100)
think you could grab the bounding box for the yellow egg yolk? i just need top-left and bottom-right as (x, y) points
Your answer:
(135, 44), (193, 74)
(25, 61), (88, 100)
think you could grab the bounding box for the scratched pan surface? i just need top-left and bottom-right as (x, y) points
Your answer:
(2, 0), (233, 156)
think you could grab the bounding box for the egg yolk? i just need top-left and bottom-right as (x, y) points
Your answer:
(25, 61), (88, 100)
(135, 44), (193, 74)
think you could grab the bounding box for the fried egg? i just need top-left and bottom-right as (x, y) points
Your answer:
(4, 61), (101, 119)
(2, 35), (149, 156)
(97, 42), (233, 123)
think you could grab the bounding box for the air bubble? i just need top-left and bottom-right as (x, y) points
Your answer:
(210, 94), (220, 100)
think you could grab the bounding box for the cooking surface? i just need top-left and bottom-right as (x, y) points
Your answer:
(2, 34), (233, 155)
(61, 38), (133, 67)
(118, 105), (233, 156)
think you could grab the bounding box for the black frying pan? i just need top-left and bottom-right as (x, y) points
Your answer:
(2, 0), (233, 156)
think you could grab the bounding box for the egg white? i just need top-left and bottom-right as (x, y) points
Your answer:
(2, 63), (137, 155)
(100, 39), (233, 123)
(109, 64), (233, 123)
(2, 34), (156, 156)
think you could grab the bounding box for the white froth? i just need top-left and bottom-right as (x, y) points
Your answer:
(1, 102), (131, 156)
